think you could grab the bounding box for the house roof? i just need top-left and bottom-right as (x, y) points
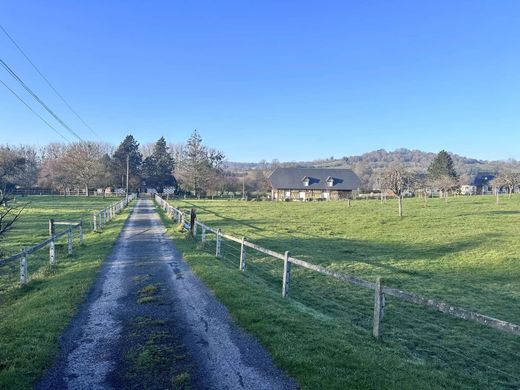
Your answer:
(269, 168), (361, 190)
(471, 172), (496, 186)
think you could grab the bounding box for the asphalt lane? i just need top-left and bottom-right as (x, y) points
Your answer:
(37, 198), (296, 389)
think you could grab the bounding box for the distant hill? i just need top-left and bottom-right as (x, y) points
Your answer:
(225, 149), (520, 189)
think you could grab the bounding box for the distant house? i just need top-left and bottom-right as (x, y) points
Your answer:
(269, 168), (361, 201)
(464, 172), (496, 195)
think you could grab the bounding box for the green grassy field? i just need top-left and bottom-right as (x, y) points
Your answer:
(160, 195), (520, 389)
(0, 196), (133, 389)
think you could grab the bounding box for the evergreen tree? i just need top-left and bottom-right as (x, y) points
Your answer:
(176, 130), (224, 196)
(112, 135), (142, 189)
(427, 150), (457, 181)
(141, 137), (176, 192)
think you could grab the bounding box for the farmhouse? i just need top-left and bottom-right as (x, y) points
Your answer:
(269, 167), (361, 201)
(461, 172), (496, 195)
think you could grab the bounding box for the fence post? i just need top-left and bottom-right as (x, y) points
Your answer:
(49, 219), (55, 237)
(216, 228), (221, 257)
(180, 212), (185, 229)
(282, 251), (291, 298)
(67, 226), (73, 256)
(372, 276), (385, 339)
(190, 208), (197, 236)
(49, 236), (56, 266)
(93, 213), (97, 231)
(201, 225), (206, 243)
(20, 249), (28, 285)
(79, 222), (84, 245)
(240, 237), (246, 271)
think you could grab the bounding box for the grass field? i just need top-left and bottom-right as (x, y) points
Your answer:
(0, 196), (133, 389)
(160, 195), (520, 389)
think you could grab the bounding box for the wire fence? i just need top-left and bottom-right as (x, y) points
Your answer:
(0, 194), (136, 291)
(155, 194), (520, 388)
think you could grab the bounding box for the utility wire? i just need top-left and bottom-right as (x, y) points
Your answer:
(0, 24), (100, 140)
(0, 57), (84, 142)
(0, 77), (71, 142)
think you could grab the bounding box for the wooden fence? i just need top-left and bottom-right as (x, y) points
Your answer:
(155, 194), (520, 339)
(0, 194), (136, 286)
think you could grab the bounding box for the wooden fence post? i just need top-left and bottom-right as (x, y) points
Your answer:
(79, 222), (84, 245)
(67, 226), (73, 256)
(20, 249), (28, 285)
(49, 237), (56, 266)
(216, 228), (221, 257)
(190, 208), (197, 237)
(49, 219), (55, 237)
(93, 213), (97, 231)
(373, 276), (385, 339)
(240, 237), (246, 271)
(201, 225), (206, 243)
(282, 251), (291, 298)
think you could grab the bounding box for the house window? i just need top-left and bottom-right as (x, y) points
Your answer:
(326, 177), (334, 187)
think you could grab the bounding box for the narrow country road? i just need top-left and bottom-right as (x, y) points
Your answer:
(38, 198), (296, 390)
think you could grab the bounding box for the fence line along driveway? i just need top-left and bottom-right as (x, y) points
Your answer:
(38, 198), (297, 389)
(155, 194), (520, 339)
(0, 194), (136, 286)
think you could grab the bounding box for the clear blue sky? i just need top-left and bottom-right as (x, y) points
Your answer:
(1, 1), (519, 162)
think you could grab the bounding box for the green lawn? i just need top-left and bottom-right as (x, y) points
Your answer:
(0, 196), (133, 389)
(160, 195), (520, 389)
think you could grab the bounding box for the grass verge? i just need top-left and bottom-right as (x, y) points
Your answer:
(0, 198), (134, 389)
(156, 197), (520, 389)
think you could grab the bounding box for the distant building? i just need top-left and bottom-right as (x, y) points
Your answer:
(269, 168), (361, 201)
(466, 172), (496, 195)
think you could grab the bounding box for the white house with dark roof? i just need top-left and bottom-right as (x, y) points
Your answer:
(269, 167), (361, 201)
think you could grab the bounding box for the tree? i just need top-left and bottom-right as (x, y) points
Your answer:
(434, 175), (458, 202)
(427, 150), (457, 181)
(0, 145), (27, 194)
(61, 142), (108, 195)
(0, 147), (29, 242)
(112, 135), (142, 190)
(176, 131), (225, 196)
(381, 166), (414, 217)
(141, 137), (176, 192)
(38, 143), (71, 192)
(492, 171), (520, 199)
(0, 190), (28, 247)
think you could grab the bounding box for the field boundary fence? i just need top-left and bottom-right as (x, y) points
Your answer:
(155, 194), (520, 340)
(0, 194), (137, 286)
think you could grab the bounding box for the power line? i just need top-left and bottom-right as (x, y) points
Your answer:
(0, 77), (71, 142)
(0, 57), (84, 142)
(0, 24), (100, 140)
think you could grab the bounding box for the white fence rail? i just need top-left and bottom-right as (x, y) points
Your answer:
(154, 194), (520, 338)
(0, 194), (136, 285)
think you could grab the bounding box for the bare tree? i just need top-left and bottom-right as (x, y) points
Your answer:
(62, 142), (110, 195)
(381, 166), (414, 217)
(493, 172), (520, 199)
(433, 175), (458, 203)
(0, 191), (27, 243)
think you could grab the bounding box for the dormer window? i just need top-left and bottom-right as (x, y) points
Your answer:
(302, 176), (310, 187)
(326, 176), (334, 187)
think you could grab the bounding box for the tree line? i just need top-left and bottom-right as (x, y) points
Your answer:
(0, 130), (230, 197)
(380, 150), (520, 217)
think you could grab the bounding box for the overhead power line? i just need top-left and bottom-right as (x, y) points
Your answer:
(0, 77), (71, 142)
(0, 57), (84, 142)
(0, 24), (100, 140)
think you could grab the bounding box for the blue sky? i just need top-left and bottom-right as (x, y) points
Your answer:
(1, 1), (519, 162)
